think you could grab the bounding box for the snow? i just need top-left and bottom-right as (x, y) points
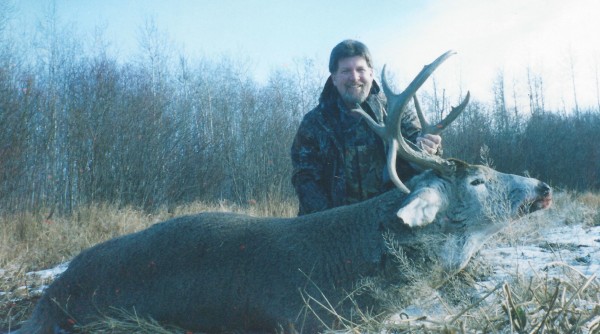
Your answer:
(479, 224), (600, 282)
(391, 216), (600, 328)
(0, 262), (69, 299)
(23, 262), (70, 295)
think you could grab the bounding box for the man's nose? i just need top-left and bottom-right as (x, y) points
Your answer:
(348, 70), (360, 81)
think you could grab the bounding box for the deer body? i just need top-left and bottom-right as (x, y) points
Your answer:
(18, 166), (551, 334)
(22, 192), (400, 333)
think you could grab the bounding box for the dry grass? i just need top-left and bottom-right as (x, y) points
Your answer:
(1, 192), (600, 333)
(0, 199), (296, 332)
(74, 308), (192, 334)
(336, 264), (600, 333)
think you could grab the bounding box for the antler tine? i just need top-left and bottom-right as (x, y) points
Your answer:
(414, 91), (471, 135)
(380, 50), (457, 139)
(354, 50), (466, 193)
(413, 96), (429, 134)
(398, 50), (456, 99)
(350, 103), (386, 139)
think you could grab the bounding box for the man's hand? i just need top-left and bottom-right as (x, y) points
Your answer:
(416, 134), (442, 155)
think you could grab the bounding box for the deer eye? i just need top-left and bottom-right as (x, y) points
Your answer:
(470, 179), (485, 186)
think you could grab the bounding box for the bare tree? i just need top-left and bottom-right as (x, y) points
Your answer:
(568, 48), (580, 115)
(595, 56), (600, 112)
(527, 66), (546, 114)
(492, 69), (510, 134)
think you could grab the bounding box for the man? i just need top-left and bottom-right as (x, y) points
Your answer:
(291, 40), (441, 215)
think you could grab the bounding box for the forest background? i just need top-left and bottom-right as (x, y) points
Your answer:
(1, 2), (599, 216)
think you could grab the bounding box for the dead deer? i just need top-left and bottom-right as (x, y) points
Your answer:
(16, 51), (552, 334)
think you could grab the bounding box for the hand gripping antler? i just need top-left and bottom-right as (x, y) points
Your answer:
(352, 50), (470, 193)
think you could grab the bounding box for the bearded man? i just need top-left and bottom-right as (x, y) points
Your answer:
(291, 39), (442, 215)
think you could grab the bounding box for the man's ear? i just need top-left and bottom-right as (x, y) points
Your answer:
(331, 72), (339, 86)
(396, 187), (445, 227)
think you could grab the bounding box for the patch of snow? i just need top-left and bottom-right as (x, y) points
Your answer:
(394, 222), (600, 327)
(23, 261), (70, 295)
(25, 261), (69, 282)
(0, 262), (70, 299)
(479, 224), (600, 282)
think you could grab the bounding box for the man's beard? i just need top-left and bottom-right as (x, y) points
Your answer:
(340, 84), (370, 106)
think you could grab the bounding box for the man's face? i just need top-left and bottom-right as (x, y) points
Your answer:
(331, 56), (374, 107)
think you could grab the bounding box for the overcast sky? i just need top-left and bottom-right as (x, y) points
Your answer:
(13, 0), (600, 111)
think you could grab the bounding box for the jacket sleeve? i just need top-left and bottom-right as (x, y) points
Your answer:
(290, 118), (331, 216)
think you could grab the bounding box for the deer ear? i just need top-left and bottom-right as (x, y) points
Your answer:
(396, 187), (445, 227)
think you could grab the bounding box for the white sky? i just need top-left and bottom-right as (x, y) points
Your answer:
(13, 0), (600, 112)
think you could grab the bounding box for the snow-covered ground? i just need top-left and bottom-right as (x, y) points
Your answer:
(479, 223), (600, 282)
(0, 262), (68, 300)
(396, 206), (600, 331)
(23, 262), (70, 295)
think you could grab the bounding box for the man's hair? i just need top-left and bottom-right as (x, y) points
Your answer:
(328, 40), (373, 73)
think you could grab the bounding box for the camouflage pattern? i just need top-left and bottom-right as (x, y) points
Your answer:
(291, 77), (424, 215)
(340, 106), (387, 205)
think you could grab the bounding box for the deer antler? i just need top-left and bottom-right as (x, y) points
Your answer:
(413, 92), (470, 135)
(352, 50), (470, 193)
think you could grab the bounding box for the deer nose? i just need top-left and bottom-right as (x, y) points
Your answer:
(537, 182), (551, 197)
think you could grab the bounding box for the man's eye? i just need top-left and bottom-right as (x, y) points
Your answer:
(470, 179), (485, 186)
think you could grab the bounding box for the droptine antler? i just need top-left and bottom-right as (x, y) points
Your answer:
(352, 50), (470, 193)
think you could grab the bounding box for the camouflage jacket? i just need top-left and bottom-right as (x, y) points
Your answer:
(291, 77), (423, 216)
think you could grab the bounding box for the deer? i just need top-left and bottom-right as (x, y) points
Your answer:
(15, 51), (552, 334)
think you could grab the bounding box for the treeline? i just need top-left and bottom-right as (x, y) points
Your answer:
(0, 12), (599, 215)
(0, 46), (324, 213)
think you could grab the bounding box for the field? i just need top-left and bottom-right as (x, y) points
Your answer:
(1, 192), (599, 333)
